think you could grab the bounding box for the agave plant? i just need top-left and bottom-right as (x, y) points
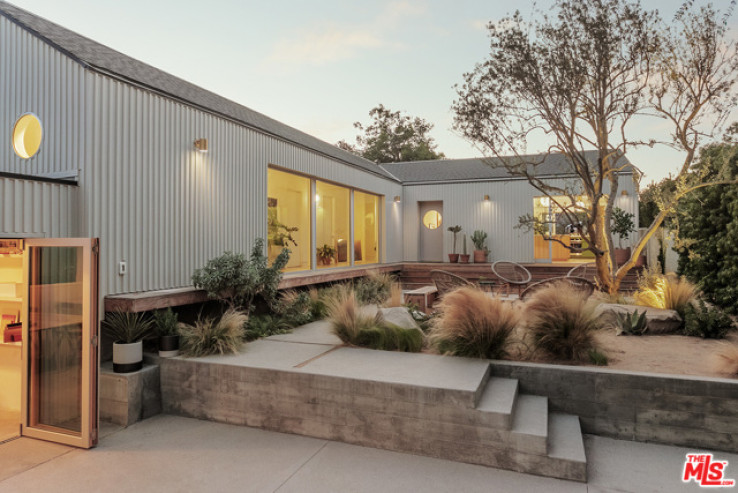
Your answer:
(615, 309), (648, 336)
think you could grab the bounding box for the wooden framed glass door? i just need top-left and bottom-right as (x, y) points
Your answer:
(21, 238), (99, 448)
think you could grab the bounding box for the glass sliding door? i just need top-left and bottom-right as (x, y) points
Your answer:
(354, 191), (379, 265)
(316, 181), (350, 268)
(267, 168), (311, 271)
(22, 238), (99, 448)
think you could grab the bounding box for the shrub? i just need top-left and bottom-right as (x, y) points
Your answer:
(244, 314), (292, 342)
(634, 271), (697, 314)
(274, 289), (314, 327)
(428, 287), (521, 360)
(682, 300), (734, 339)
(354, 272), (394, 305)
(192, 238), (289, 312)
(326, 285), (423, 352)
(712, 343), (738, 376)
(588, 349), (609, 366)
(102, 311), (153, 344)
(179, 309), (247, 357)
(524, 282), (601, 362)
(153, 307), (179, 336)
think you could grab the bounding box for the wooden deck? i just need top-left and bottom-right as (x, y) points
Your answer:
(104, 261), (640, 312)
(399, 262), (641, 291)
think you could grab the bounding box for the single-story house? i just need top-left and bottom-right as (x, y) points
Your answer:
(0, 1), (637, 449)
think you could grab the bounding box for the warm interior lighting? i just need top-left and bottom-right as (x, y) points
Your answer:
(194, 138), (208, 152)
(394, 196), (401, 203)
(483, 194), (490, 201)
(12, 113), (43, 159)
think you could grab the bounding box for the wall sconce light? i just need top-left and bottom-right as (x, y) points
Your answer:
(394, 196), (401, 203)
(194, 138), (208, 152)
(483, 194), (490, 201)
(621, 190), (629, 196)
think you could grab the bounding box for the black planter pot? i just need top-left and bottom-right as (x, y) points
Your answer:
(158, 334), (180, 358)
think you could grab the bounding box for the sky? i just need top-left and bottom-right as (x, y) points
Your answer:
(8, 0), (738, 184)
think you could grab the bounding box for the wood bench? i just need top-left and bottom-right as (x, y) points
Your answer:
(403, 286), (438, 314)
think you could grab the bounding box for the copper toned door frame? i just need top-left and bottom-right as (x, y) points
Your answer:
(21, 238), (99, 448)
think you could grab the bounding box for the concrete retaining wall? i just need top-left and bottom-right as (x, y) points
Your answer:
(491, 361), (738, 453)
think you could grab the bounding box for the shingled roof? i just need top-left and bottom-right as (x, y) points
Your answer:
(0, 1), (398, 182)
(380, 151), (634, 184)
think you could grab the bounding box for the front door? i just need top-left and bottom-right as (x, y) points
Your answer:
(21, 238), (99, 448)
(419, 201), (443, 262)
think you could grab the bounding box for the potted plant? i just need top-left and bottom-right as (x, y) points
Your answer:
(267, 208), (298, 249)
(611, 207), (636, 266)
(471, 230), (489, 263)
(153, 307), (180, 358)
(447, 225), (462, 263)
(102, 310), (153, 373)
(459, 234), (470, 263)
(317, 244), (336, 265)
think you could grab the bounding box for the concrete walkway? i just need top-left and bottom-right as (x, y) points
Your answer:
(0, 414), (735, 493)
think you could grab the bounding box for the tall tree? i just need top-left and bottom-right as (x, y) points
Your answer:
(338, 104), (445, 163)
(676, 127), (738, 313)
(453, 0), (738, 293)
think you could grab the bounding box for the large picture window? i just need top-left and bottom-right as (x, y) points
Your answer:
(267, 168), (311, 271)
(316, 181), (350, 269)
(354, 191), (379, 265)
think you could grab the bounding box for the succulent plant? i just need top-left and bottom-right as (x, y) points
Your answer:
(615, 309), (648, 336)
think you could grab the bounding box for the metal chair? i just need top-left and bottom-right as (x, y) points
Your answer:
(520, 276), (595, 301)
(491, 261), (532, 295)
(567, 262), (597, 283)
(430, 269), (475, 297)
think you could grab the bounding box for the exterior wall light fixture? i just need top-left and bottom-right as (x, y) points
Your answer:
(621, 190), (629, 196)
(394, 196), (401, 203)
(483, 194), (490, 201)
(194, 138), (208, 152)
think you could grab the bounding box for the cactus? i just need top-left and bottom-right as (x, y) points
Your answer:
(463, 234), (468, 255)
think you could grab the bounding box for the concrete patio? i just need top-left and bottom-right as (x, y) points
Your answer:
(1, 414), (736, 492)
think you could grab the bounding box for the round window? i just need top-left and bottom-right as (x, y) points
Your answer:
(422, 210), (442, 230)
(12, 113), (43, 159)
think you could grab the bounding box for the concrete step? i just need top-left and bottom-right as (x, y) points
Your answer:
(511, 394), (548, 455)
(545, 413), (587, 481)
(475, 377), (518, 429)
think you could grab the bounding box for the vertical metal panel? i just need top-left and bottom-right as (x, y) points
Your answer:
(402, 175), (636, 263)
(0, 17), (85, 176)
(84, 74), (404, 297)
(0, 177), (79, 237)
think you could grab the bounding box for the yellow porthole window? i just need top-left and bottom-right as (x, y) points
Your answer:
(12, 113), (43, 159)
(422, 210), (442, 230)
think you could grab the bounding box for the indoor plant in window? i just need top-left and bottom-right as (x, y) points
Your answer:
(317, 244), (337, 265)
(611, 207), (636, 266)
(102, 310), (153, 373)
(153, 307), (180, 358)
(447, 225), (462, 263)
(471, 230), (489, 263)
(459, 234), (470, 263)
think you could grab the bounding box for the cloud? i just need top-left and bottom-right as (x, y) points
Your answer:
(266, 1), (426, 67)
(268, 26), (384, 66)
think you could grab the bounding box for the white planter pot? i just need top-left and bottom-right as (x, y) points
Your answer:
(113, 341), (143, 373)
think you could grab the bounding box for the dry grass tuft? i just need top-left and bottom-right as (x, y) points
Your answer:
(326, 285), (422, 352)
(429, 287), (522, 359)
(712, 342), (738, 376)
(325, 285), (380, 342)
(385, 283), (404, 308)
(524, 282), (601, 362)
(634, 272), (697, 313)
(179, 308), (247, 357)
